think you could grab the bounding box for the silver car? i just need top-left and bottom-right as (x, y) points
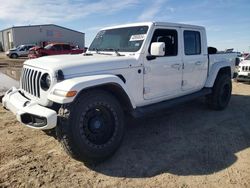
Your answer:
(6, 44), (35, 58)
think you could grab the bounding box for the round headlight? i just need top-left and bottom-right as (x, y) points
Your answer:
(40, 73), (51, 91)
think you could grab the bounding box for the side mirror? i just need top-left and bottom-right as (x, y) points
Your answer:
(150, 42), (165, 56)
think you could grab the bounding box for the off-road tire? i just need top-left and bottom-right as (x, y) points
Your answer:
(56, 89), (125, 164)
(206, 74), (232, 110)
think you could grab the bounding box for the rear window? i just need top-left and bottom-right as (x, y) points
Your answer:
(184, 31), (201, 55)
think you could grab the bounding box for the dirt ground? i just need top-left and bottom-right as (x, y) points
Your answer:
(0, 69), (250, 187)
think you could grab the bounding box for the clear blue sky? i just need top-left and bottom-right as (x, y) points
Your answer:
(0, 0), (249, 52)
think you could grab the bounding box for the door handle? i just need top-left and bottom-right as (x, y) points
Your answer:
(195, 61), (202, 65)
(171, 64), (181, 69)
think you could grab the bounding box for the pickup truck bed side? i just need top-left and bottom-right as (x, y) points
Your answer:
(205, 53), (236, 87)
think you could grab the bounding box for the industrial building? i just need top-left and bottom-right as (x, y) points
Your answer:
(0, 24), (85, 51)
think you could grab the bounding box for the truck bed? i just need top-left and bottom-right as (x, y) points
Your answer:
(209, 52), (237, 77)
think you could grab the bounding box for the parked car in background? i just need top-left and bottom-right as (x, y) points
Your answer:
(5, 44), (35, 58)
(235, 54), (250, 82)
(28, 43), (85, 59)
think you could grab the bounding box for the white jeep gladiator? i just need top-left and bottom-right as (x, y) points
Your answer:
(2, 22), (237, 163)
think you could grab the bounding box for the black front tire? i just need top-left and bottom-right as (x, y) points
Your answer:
(56, 89), (125, 164)
(206, 74), (232, 110)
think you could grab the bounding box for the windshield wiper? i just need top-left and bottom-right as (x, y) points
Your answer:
(102, 48), (123, 56)
(89, 48), (100, 54)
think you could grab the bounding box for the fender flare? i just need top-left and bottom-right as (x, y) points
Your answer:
(205, 61), (232, 88)
(48, 74), (136, 108)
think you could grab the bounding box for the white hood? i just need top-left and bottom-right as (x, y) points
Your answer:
(240, 59), (250, 66)
(24, 54), (137, 77)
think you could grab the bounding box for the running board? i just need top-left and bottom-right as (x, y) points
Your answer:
(132, 88), (212, 118)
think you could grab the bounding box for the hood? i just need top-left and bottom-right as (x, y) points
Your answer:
(24, 54), (137, 77)
(239, 59), (250, 66)
(9, 48), (17, 51)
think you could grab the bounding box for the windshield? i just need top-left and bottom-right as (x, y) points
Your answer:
(16, 45), (24, 50)
(44, 44), (53, 50)
(89, 26), (149, 52)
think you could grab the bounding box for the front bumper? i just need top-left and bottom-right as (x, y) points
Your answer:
(236, 72), (250, 81)
(2, 87), (57, 130)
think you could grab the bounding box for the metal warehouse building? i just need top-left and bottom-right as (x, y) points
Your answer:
(0, 24), (85, 52)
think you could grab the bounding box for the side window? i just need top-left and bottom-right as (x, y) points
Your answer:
(19, 46), (25, 51)
(149, 29), (178, 56)
(184, 31), (201, 55)
(62, 44), (71, 50)
(52, 44), (62, 51)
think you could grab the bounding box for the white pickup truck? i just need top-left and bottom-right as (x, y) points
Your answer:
(2, 22), (237, 163)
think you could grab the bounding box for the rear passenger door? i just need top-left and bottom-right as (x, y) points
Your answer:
(181, 29), (208, 92)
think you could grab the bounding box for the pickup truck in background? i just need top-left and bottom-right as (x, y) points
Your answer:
(3, 22), (237, 163)
(28, 43), (85, 59)
(6, 44), (36, 58)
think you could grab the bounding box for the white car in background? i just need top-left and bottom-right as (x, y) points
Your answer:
(5, 44), (35, 59)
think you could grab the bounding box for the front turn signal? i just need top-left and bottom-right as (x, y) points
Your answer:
(66, 91), (77, 97)
(53, 89), (77, 97)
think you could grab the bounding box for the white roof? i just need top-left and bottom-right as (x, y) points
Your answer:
(101, 21), (205, 30)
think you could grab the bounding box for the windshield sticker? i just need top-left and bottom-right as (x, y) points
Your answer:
(129, 34), (146, 41)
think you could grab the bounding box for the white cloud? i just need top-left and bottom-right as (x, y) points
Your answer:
(0, 0), (138, 25)
(137, 0), (166, 21)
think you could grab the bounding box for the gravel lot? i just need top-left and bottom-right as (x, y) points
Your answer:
(0, 81), (249, 187)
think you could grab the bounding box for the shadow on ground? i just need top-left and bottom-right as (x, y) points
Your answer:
(90, 95), (250, 178)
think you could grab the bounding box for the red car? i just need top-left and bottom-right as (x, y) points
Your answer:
(28, 43), (85, 59)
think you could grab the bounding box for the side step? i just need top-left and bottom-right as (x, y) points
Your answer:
(132, 88), (212, 118)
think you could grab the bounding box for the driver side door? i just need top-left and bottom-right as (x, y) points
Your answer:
(18, 46), (28, 57)
(143, 27), (183, 100)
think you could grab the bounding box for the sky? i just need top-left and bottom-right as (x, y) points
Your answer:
(0, 0), (249, 52)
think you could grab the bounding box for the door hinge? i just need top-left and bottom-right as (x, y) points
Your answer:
(143, 87), (150, 94)
(143, 67), (151, 74)
(182, 80), (187, 86)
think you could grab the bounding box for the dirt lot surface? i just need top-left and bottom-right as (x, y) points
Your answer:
(0, 52), (26, 66)
(0, 80), (250, 187)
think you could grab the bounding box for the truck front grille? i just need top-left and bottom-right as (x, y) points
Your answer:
(242, 66), (250, 72)
(21, 68), (42, 98)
